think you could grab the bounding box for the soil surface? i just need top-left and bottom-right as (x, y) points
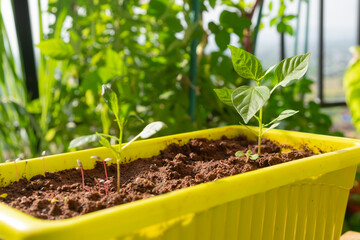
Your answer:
(0, 136), (313, 220)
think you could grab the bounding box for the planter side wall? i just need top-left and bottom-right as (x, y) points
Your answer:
(119, 166), (355, 240)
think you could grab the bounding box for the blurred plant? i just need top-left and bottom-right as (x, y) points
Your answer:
(1, 0), (339, 163)
(344, 46), (360, 131)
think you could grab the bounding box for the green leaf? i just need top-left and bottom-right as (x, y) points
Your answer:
(213, 88), (234, 106)
(215, 30), (230, 51)
(148, 0), (167, 18)
(283, 15), (297, 22)
(263, 122), (280, 135)
(250, 154), (259, 160)
(272, 53), (311, 92)
(235, 151), (244, 157)
(139, 121), (167, 138)
(228, 45), (263, 80)
(208, 22), (220, 34)
(37, 39), (74, 60)
(259, 64), (276, 81)
(98, 135), (111, 148)
(344, 60), (360, 131)
(68, 134), (100, 149)
(266, 110), (299, 127)
(101, 84), (119, 118)
(45, 128), (56, 141)
(231, 86), (270, 123)
(209, 0), (216, 8)
(246, 150), (252, 156)
(270, 17), (278, 26)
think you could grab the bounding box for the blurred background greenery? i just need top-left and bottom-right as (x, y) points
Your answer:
(1, 0), (360, 233)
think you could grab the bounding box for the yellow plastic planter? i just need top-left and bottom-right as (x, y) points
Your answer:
(1, 126), (360, 240)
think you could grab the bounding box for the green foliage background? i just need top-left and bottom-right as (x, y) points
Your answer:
(1, 0), (338, 162)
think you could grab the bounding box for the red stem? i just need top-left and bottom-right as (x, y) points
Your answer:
(103, 161), (108, 181)
(80, 168), (90, 191)
(103, 161), (109, 193)
(104, 182), (108, 196)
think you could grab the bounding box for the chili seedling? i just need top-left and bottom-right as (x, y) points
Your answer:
(77, 160), (90, 191)
(69, 84), (167, 193)
(235, 150), (259, 163)
(94, 178), (101, 194)
(214, 45), (310, 155)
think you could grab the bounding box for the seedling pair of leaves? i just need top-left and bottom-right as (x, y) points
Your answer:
(69, 84), (166, 193)
(215, 45), (310, 155)
(235, 150), (258, 162)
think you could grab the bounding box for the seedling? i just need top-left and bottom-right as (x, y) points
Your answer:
(214, 45), (310, 155)
(235, 150), (259, 163)
(99, 179), (109, 195)
(94, 178), (101, 194)
(69, 84), (167, 193)
(77, 160), (90, 191)
(41, 151), (46, 176)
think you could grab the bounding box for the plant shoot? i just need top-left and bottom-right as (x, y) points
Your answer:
(235, 150), (258, 163)
(77, 160), (90, 191)
(214, 45), (310, 154)
(69, 84), (166, 193)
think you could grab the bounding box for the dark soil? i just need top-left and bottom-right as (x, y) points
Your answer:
(0, 136), (313, 220)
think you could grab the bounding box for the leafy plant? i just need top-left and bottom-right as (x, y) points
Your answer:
(69, 84), (166, 193)
(235, 149), (258, 162)
(214, 45), (310, 154)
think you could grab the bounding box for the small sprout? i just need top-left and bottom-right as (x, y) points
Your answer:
(104, 180), (111, 196)
(41, 151), (46, 177)
(235, 150), (258, 163)
(235, 151), (244, 157)
(94, 178), (101, 194)
(91, 156), (111, 191)
(77, 160), (90, 191)
(50, 198), (58, 203)
(0, 193), (8, 198)
(99, 179), (108, 196)
(77, 160), (83, 168)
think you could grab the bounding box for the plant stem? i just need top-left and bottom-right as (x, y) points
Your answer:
(117, 122), (124, 193)
(258, 107), (263, 155)
(80, 167), (90, 192)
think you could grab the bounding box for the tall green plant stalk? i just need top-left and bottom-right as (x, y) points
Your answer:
(116, 120), (124, 193)
(257, 108), (263, 154)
